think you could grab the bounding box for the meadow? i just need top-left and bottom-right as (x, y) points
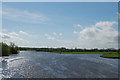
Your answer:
(53, 51), (119, 59)
(53, 51), (117, 54)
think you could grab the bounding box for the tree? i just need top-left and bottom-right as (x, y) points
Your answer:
(9, 42), (18, 54)
(1, 42), (11, 56)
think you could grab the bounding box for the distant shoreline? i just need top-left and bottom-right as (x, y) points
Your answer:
(49, 51), (120, 59)
(2, 50), (120, 59)
(100, 54), (120, 59)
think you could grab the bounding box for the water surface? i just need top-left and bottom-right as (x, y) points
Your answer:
(0, 51), (119, 78)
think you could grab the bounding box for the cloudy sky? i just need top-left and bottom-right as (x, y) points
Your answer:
(1, 2), (118, 49)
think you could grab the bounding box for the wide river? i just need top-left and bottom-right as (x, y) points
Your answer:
(0, 51), (119, 78)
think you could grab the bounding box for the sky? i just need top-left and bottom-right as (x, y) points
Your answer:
(0, 2), (119, 49)
(2, 0), (120, 2)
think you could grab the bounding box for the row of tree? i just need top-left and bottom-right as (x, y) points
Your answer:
(19, 47), (119, 53)
(1, 42), (119, 56)
(0, 42), (19, 56)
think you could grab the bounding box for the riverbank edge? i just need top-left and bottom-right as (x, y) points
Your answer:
(2, 51), (120, 59)
(100, 54), (120, 59)
(51, 52), (120, 59)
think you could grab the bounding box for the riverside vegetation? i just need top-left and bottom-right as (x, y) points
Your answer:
(0, 42), (119, 58)
(0, 42), (19, 56)
(19, 47), (120, 59)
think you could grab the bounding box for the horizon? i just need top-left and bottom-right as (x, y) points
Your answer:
(1, 2), (119, 49)
(2, 42), (119, 49)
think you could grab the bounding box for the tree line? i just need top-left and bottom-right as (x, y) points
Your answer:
(1, 42), (119, 56)
(19, 47), (119, 53)
(0, 42), (19, 56)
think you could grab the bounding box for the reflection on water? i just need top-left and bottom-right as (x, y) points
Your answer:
(0, 57), (2, 79)
(2, 59), (9, 78)
(0, 51), (119, 78)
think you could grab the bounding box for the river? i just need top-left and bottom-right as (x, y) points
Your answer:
(0, 51), (119, 78)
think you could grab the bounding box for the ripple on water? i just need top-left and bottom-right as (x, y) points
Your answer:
(1, 51), (119, 78)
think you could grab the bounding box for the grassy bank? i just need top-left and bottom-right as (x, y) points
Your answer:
(53, 52), (119, 59)
(19, 47), (119, 59)
(53, 51), (117, 54)
(100, 53), (120, 59)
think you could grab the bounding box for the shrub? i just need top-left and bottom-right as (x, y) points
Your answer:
(0, 42), (19, 56)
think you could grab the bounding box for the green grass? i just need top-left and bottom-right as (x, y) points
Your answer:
(53, 51), (117, 54)
(100, 53), (120, 59)
(52, 52), (119, 59)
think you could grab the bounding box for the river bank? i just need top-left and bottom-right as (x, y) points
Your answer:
(100, 53), (120, 59)
(50, 52), (120, 59)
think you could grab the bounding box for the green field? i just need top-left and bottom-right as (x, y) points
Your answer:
(100, 53), (120, 59)
(52, 52), (119, 59)
(53, 52), (117, 54)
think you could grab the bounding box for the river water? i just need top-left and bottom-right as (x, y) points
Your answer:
(0, 51), (119, 78)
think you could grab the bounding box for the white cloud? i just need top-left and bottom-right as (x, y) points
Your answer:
(73, 21), (118, 48)
(44, 32), (63, 40)
(44, 34), (55, 40)
(0, 30), (33, 46)
(73, 24), (81, 28)
(19, 31), (28, 35)
(95, 21), (117, 27)
(1, 33), (11, 39)
(43, 22), (118, 48)
(2, 29), (8, 32)
(73, 30), (79, 34)
(59, 33), (62, 36)
(9, 32), (19, 36)
(4, 32), (27, 41)
(53, 32), (57, 36)
(2, 6), (48, 24)
(56, 39), (78, 48)
(1, 21), (118, 48)
(53, 32), (63, 36)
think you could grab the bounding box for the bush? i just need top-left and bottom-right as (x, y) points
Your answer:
(9, 42), (19, 54)
(0, 42), (19, 56)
